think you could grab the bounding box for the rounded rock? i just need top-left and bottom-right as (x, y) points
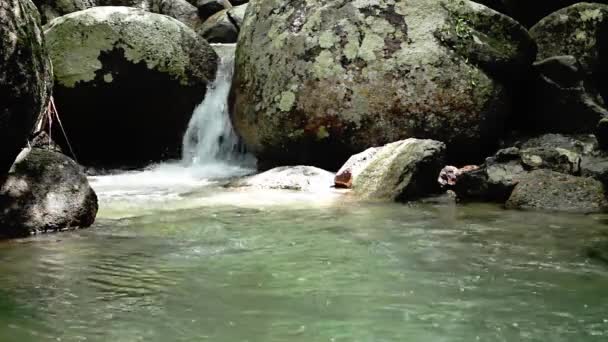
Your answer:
(230, 0), (533, 169)
(44, 6), (218, 167)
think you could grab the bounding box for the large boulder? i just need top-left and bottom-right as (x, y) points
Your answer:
(34, 0), (201, 28)
(505, 169), (607, 213)
(230, 0), (534, 169)
(44, 7), (218, 167)
(352, 139), (446, 202)
(0, 148), (98, 238)
(0, 0), (52, 181)
(474, 0), (608, 27)
(528, 3), (608, 134)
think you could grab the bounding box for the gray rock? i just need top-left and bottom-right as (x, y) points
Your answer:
(34, 0), (201, 28)
(231, 0), (533, 169)
(473, 0), (608, 27)
(0, 148), (98, 238)
(195, 0), (230, 21)
(226, 3), (246, 29)
(335, 147), (380, 188)
(0, 0), (53, 181)
(529, 3), (608, 134)
(44, 7), (218, 167)
(353, 139), (446, 202)
(505, 169), (608, 213)
(198, 9), (237, 43)
(227, 166), (334, 192)
(452, 134), (600, 202)
(149, 0), (201, 29)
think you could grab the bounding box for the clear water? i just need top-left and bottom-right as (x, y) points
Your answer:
(0, 180), (608, 342)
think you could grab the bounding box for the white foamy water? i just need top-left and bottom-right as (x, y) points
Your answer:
(182, 43), (255, 169)
(91, 44), (256, 203)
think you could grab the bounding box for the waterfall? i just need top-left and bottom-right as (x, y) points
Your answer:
(182, 44), (254, 169)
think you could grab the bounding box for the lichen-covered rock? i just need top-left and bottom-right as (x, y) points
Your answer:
(0, 148), (98, 238)
(353, 139), (446, 202)
(44, 7), (218, 167)
(34, 0), (201, 28)
(474, 0), (608, 27)
(529, 3), (608, 134)
(227, 166), (334, 192)
(505, 169), (608, 213)
(230, 0), (534, 169)
(0, 0), (53, 180)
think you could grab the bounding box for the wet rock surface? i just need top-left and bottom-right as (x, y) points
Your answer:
(505, 169), (607, 213)
(0, 148), (98, 238)
(0, 0), (52, 179)
(226, 166), (334, 192)
(352, 139), (446, 202)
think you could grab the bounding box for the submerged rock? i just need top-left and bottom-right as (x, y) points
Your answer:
(0, 0), (53, 180)
(231, 0), (534, 169)
(352, 139), (446, 202)
(528, 3), (608, 134)
(44, 7), (218, 167)
(505, 169), (607, 213)
(587, 240), (608, 265)
(227, 166), (334, 192)
(0, 148), (98, 238)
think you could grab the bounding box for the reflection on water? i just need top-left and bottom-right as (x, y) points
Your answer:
(0, 188), (608, 341)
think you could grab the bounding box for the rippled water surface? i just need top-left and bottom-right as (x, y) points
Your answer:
(1, 176), (608, 341)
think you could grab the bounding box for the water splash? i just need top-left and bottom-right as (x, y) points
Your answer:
(182, 44), (255, 169)
(89, 45), (255, 203)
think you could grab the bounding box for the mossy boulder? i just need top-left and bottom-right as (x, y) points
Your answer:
(0, 0), (53, 180)
(44, 6), (218, 167)
(528, 3), (608, 134)
(352, 139), (446, 202)
(230, 0), (534, 169)
(474, 0), (608, 27)
(0, 148), (98, 238)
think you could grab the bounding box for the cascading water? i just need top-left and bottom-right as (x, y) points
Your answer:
(182, 44), (254, 169)
(88, 44), (255, 201)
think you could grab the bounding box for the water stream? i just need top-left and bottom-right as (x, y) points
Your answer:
(1, 44), (608, 342)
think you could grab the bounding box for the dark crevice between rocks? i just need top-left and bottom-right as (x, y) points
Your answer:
(51, 47), (207, 169)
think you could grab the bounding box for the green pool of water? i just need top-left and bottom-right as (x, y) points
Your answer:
(0, 183), (607, 341)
